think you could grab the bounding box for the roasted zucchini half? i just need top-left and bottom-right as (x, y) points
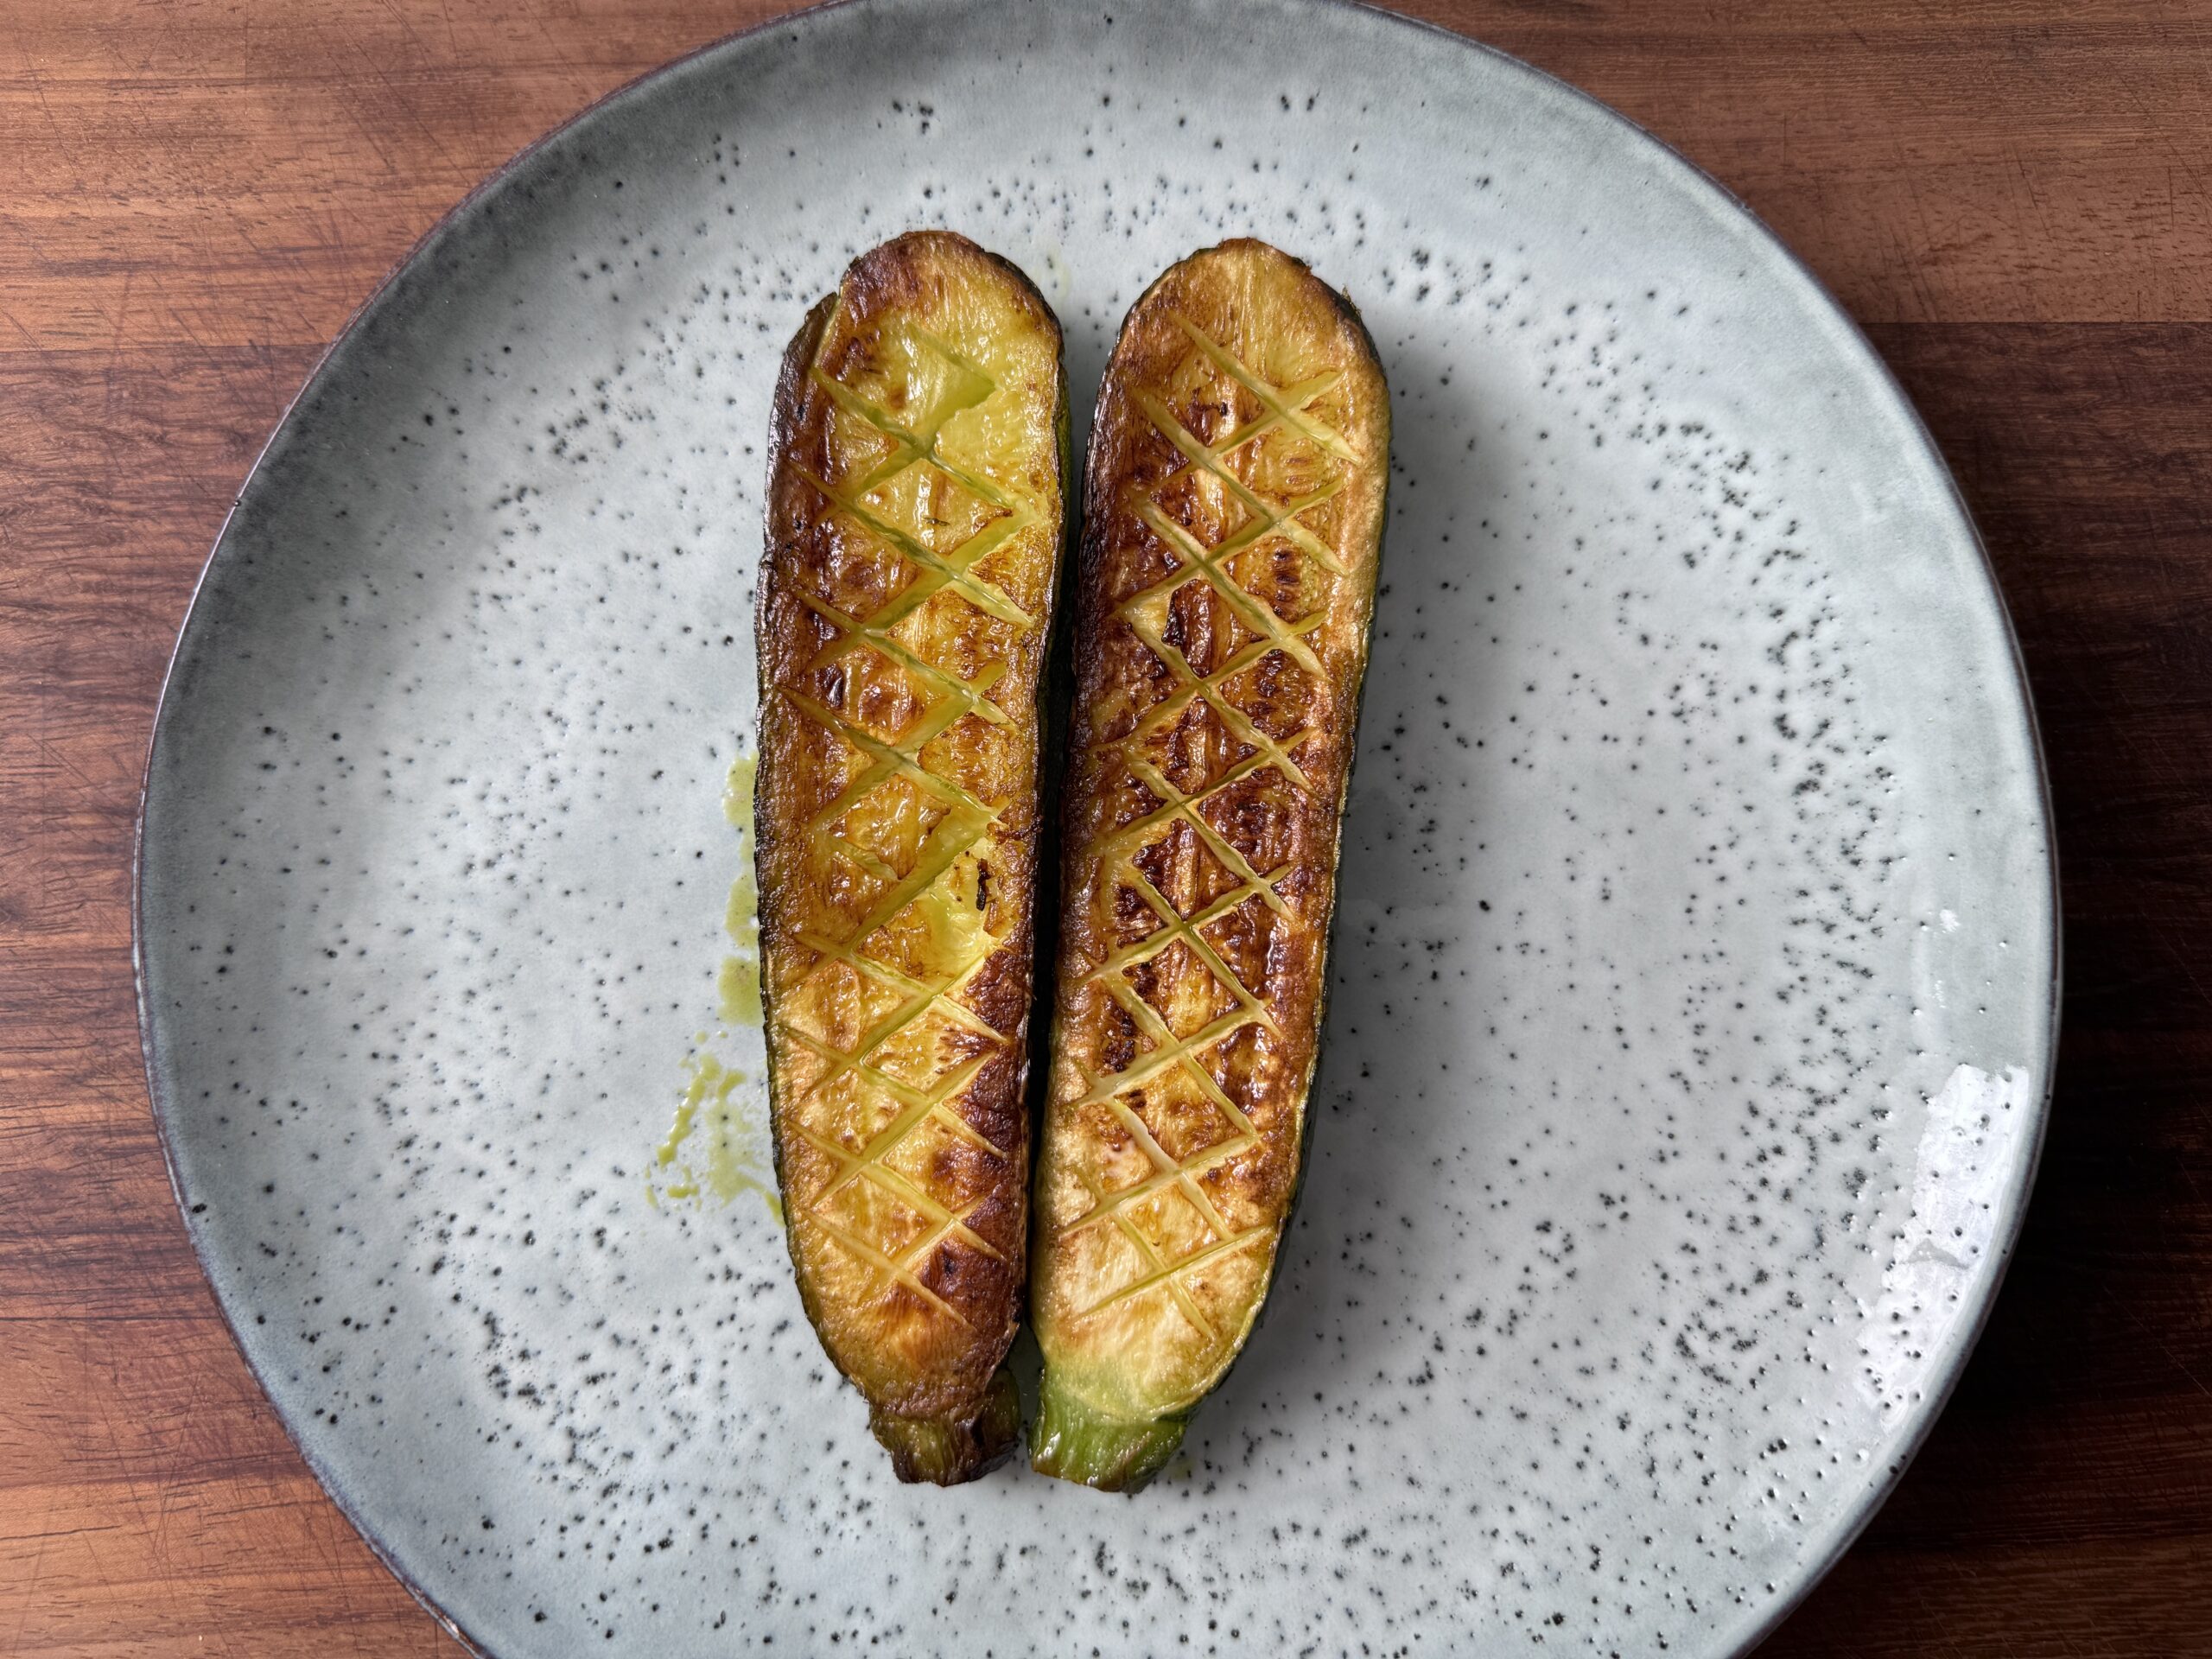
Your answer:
(1030, 239), (1389, 1491)
(755, 231), (1067, 1484)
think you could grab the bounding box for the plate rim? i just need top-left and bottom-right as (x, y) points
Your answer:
(130, 3), (2063, 1654)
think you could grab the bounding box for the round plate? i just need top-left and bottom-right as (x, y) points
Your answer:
(137, 2), (2056, 1654)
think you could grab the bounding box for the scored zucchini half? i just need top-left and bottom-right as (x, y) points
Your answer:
(755, 231), (1068, 1484)
(1031, 239), (1389, 1491)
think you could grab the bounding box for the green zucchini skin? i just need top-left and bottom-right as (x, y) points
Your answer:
(1030, 240), (1391, 1490)
(755, 232), (1068, 1484)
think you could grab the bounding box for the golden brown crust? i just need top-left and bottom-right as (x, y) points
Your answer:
(756, 231), (1065, 1440)
(1033, 238), (1389, 1422)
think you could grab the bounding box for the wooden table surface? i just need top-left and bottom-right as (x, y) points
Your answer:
(4, 2), (2209, 1653)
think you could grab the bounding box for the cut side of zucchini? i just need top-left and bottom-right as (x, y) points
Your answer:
(755, 231), (1067, 1484)
(1031, 239), (1389, 1491)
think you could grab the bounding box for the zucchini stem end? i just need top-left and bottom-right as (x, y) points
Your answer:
(868, 1365), (1022, 1485)
(1030, 1370), (1185, 1492)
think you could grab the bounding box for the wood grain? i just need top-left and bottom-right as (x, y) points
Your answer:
(1, 3), (2206, 1654)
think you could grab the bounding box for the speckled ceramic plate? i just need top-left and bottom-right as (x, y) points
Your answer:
(136, 2), (2057, 1654)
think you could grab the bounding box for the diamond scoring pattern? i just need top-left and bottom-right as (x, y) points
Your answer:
(1059, 315), (1362, 1340)
(772, 322), (1041, 1331)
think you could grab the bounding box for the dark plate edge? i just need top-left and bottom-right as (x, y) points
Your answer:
(128, 3), (2064, 1656)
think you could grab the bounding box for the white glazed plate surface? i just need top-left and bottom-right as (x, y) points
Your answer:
(137, 3), (2056, 1654)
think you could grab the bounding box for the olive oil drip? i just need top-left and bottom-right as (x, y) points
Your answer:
(1058, 315), (1360, 1341)
(648, 753), (779, 1217)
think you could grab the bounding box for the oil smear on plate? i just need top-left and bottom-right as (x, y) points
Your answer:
(648, 752), (779, 1218)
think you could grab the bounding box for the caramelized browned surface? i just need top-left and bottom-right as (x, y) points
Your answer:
(755, 231), (1063, 1425)
(1033, 240), (1389, 1418)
